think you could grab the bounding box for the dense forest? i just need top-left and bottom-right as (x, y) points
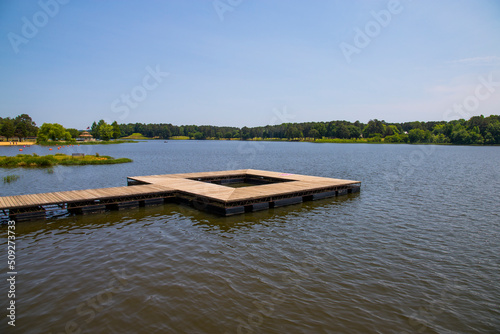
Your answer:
(0, 114), (38, 140)
(1, 114), (500, 145)
(115, 115), (500, 145)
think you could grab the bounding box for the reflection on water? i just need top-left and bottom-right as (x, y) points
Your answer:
(1, 141), (499, 333)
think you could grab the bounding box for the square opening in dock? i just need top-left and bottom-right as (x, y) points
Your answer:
(189, 173), (294, 188)
(127, 169), (361, 216)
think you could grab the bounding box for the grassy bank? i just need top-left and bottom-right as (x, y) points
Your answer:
(120, 133), (151, 140)
(37, 140), (137, 146)
(0, 153), (133, 167)
(169, 136), (190, 140)
(312, 138), (372, 143)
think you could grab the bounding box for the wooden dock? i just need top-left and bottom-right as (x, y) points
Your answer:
(0, 169), (360, 221)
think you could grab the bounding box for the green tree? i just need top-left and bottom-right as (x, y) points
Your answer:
(363, 119), (385, 138)
(112, 121), (121, 139)
(90, 120), (114, 140)
(14, 114), (38, 138)
(90, 121), (98, 138)
(309, 129), (321, 140)
(313, 123), (327, 137)
(159, 126), (171, 139)
(326, 122), (337, 137)
(485, 122), (500, 144)
(348, 125), (361, 138)
(98, 123), (114, 141)
(468, 126), (484, 144)
(193, 131), (205, 140)
(384, 126), (394, 137)
(66, 128), (80, 138)
(408, 129), (427, 143)
(1, 118), (15, 140)
(384, 134), (406, 143)
(432, 123), (446, 135)
(450, 127), (471, 145)
(241, 126), (251, 140)
(336, 124), (350, 139)
(285, 126), (302, 139)
(388, 125), (400, 135)
(14, 121), (27, 139)
(431, 133), (449, 144)
(384, 124), (400, 137)
(467, 115), (488, 135)
(37, 123), (72, 142)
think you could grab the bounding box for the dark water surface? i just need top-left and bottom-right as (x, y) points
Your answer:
(1, 140), (499, 333)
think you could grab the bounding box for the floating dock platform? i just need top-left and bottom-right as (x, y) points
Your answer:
(0, 169), (360, 221)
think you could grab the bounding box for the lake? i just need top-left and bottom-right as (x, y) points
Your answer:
(1, 140), (499, 333)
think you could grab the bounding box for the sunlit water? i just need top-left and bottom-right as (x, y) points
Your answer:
(1, 140), (499, 333)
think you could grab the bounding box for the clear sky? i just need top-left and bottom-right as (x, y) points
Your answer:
(1, 0), (499, 129)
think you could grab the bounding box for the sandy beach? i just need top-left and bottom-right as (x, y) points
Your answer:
(0, 141), (36, 146)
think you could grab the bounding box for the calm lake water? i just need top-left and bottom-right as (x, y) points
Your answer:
(1, 140), (499, 333)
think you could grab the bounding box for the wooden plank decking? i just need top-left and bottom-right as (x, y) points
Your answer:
(0, 184), (175, 210)
(128, 169), (360, 206)
(0, 169), (360, 220)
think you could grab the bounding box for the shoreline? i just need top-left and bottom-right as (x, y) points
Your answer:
(2, 139), (498, 147)
(0, 140), (138, 147)
(161, 138), (500, 146)
(0, 141), (36, 146)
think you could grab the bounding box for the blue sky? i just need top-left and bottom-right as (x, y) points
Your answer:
(1, 0), (499, 129)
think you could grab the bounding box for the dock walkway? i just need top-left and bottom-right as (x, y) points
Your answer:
(0, 169), (360, 220)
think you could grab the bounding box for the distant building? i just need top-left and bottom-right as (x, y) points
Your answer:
(78, 131), (94, 141)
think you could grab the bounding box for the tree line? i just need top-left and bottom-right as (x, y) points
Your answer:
(0, 114), (38, 140)
(1, 114), (500, 145)
(115, 115), (500, 145)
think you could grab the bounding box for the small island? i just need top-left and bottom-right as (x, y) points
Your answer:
(0, 153), (132, 168)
